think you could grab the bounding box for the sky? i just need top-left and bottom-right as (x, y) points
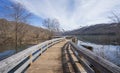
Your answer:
(0, 0), (120, 30)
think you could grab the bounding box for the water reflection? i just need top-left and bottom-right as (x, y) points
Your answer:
(0, 45), (33, 61)
(0, 50), (15, 60)
(78, 40), (120, 67)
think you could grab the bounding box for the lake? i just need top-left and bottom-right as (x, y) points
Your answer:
(0, 45), (33, 61)
(77, 39), (120, 67)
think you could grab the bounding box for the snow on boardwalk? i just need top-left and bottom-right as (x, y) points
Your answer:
(27, 40), (67, 73)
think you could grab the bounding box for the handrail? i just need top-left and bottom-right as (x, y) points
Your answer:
(0, 38), (65, 73)
(68, 41), (120, 73)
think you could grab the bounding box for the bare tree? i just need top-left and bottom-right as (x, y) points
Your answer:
(109, 11), (120, 44)
(17, 23), (29, 46)
(7, 3), (31, 52)
(0, 19), (10, 45)
(109, 11), (120, 23)
(42, 18), (60, 39)
(32, 30), (41, 44)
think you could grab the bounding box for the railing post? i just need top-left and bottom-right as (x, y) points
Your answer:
(72, 37), (78, 44)
(29, 54), (33, 66)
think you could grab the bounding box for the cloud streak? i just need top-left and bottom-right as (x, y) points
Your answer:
(12, 0), (120, 30)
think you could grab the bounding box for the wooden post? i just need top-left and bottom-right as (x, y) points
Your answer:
(72, 37), (78, 44)
(29, 54), (33, 65)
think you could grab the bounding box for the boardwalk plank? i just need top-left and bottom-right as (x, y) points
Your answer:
(26, 41), (67, 73)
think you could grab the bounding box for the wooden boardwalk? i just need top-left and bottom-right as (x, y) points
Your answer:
(0, 38), (120, 73)
(27, 40), (67, 73)
(1, 37), (119, 73)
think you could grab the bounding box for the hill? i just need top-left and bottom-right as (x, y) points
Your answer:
(63, 23), (120, 45)
(0, 18), (51, 46)
(64, 23), (120, 35)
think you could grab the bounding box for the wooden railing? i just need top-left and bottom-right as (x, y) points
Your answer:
(65, 41), (120, 73)
(62, 41), (120, 73)
(0, 38), (65, 73)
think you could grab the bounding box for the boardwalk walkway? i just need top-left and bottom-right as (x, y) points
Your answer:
(0, 38), (119, 73)
(27, 40), (67, 73)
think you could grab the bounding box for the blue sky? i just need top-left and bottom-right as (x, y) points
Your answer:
(0, 0), (12, 18)
(0, 0), (43, 27)
(0, 0), (120, 30)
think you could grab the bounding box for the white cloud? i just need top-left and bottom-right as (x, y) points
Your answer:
(12, 0), (120, 30)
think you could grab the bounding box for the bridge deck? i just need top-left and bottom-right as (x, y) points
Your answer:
(27, 40), (67, 73)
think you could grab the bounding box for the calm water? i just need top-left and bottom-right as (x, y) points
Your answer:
(77, 40), (120, 67)
(0, 45), (33, 61)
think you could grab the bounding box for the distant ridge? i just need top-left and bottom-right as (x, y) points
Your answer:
(64, 23), (120, 35)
